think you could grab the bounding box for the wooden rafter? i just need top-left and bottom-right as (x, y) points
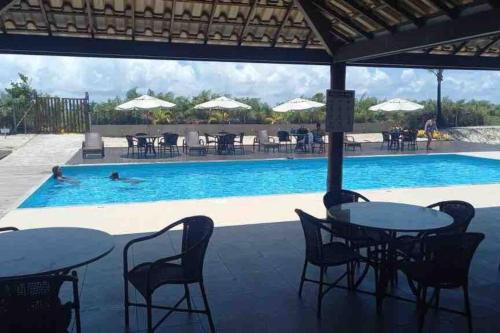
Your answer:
(313, 1), (373, 40)
(131, 0), (135, 40)
(347, 1), (395, 33)
(169, 0), (176, 42)
(476, 36), (500, 56)
(302, 29), (313, 48)
(239, 0), (258, 45)
(382, 0), (425, 27)
(204, 0), (219, 44)
(84, 0), (95, 38)
(296, 0), (342, 55)
(333, 8), (500, 62)
(272, 0), (294, 47)
(39, 0), (51, 35)
(428, 0), (460, 18)
(0, 0), (15, 16)
(453, 41), (468, 55)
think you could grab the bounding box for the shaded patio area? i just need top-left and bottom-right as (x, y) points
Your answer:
(73, 206), (500, 333)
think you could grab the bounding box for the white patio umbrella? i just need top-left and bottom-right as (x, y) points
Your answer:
(368, 98), (423, 112)
(193, 96), (251, 122)
(115, 94), (176, 111)
(272, 98), (325, 112)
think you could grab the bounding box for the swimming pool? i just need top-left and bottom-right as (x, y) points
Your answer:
(20, 154), (500, 208)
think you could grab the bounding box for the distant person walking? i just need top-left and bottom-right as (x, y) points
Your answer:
(424, 117), (437, 150)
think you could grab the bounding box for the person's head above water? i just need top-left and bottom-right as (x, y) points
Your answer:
(52, 166), (62, 179)
(110, 172), (120, 180)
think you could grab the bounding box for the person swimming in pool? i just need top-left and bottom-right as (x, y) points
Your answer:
(109, 171), (142, 184)
(52, 166), (79, 184)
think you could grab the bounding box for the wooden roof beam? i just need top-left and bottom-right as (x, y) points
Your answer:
(169, 0), (176, 42)
(333, 8), (500, 62)
(131, 0), (135, 40)
(239, 0), (258, 45)
(312, 1), (373, 40)
(302, 29), (313, 48)
(84, 0), (95, 38)
(39, 0), (51, 36)
(295, 0), (344, 55)
(272, 1), (294, 47)
(476, 35), (500, 56)
(453, 41), (468, 55)
(381, 0), (425, 27)
(204, 0), (218, 44)
(0, 33), (333, 65)
(0, 0), (16, 16)
(348, 1), (395, 33)
(428, 0), (461, 18)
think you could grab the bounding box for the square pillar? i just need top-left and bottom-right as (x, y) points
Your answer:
(327, 62), (346, 204)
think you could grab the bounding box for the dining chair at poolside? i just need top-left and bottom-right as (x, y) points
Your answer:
(396, 201), (475, 259)
(0, 226), (18, 233)
(0, 271), (81, 333)
(323, 190), (389, 288)
(158, 133), (180, 157)
(277, 130), (292, 152)
(398, 233), (484, 332)
(123, 216), (215, 333)
(295, 209), (361, 319)
(381, 131), (391, 150)
(204, 133), (218, 153)
(126, 135), (140, 157)
(234, 132), (245, 154)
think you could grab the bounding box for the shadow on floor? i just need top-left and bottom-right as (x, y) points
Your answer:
(70, 206), (500, 332)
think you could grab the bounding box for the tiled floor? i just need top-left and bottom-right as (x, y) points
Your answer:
(68, 141), (500, 165)
(69, 206), (500, 333)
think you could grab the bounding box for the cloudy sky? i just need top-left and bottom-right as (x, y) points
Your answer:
(1, 54), (500, 105)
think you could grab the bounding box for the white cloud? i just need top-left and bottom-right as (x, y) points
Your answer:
(1, 54), (500, 104)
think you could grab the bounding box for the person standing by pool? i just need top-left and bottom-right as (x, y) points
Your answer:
(312, 122), (325, 144)
(424, 117), (437, 150)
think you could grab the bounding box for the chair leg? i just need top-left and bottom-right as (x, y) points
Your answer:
(184, 283), (192, 311)
(124, 279), (130, 328)
(146, 294), (153, 333)
(463, 284), (473, 332)
(298, 259), (307, 297)
(317, 267), (325, 319)
(417, 285), (428, 333)
(434, 288), (441, 307)
(199, 281), (215, 333)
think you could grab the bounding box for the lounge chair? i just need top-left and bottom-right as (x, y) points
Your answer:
(183, 131), (207, 155)
(344, 135), (361, 151)
(253, 130), (279, 152)
(82, 132), (104, 158)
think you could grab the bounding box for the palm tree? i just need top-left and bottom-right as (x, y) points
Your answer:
(428, 69), (445, 128)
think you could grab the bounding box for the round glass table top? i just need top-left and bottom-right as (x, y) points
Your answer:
(327, 202), (453, 232)
(0, 227), (114, 278)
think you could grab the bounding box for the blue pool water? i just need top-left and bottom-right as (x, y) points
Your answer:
(20, 154), (500, 208)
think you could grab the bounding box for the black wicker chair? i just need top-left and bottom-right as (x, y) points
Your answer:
(277, 131), (292, 152)
(158, 133), (180, 157)
(0, 226), (19, 233)
(204, 133), (218, 153)
(0, 271), (81, 333)
(123, 216), (215, 332)
(381, 131), (391, 150)
(126, 135), (140, 157)
(234, 132), (245, 154)
(218, 133), (236, 155)
(396, 201), (475, 259)
(295, 209), (361, 318)
(398, 233), (484, 332)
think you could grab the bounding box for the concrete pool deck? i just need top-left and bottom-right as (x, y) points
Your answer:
(3, 183), (500, 235)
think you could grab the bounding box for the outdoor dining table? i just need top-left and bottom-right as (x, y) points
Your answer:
(212, 132), (234, 154)
(327, 202), (453, 312)
(135, 135), (159, 156)
(0, 227), (114, 279)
